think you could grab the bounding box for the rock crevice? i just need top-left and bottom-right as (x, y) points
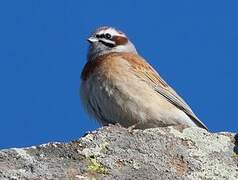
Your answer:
(0, 125), (237, 179)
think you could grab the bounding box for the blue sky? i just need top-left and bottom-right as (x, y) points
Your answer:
(0, 1), (237, 148)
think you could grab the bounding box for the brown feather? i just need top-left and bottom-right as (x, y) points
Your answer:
(119, 53), (169, 88)
(81, 57), (103, 81)
(112, 36), (128, 46)
(81, 53), (119, 81)
(81, 52), (207, 129)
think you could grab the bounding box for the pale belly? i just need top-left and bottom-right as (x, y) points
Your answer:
(80, 74), (197, 129)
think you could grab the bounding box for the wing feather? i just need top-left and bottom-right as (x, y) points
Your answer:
(122, 53), (207, 130)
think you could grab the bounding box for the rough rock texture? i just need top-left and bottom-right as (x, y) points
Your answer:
(0, 125), (237, 180)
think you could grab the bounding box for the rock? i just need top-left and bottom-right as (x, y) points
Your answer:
(0, 125), (237, 180)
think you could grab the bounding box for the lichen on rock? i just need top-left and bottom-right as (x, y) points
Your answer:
(0, 125), (237, 179)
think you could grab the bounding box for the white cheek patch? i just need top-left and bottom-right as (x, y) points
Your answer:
(100, 38), (116, 45)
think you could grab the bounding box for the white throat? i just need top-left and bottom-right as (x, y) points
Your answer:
(87, 40), (138, 60)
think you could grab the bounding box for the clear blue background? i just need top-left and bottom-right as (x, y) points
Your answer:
(0, 1), (237, 149)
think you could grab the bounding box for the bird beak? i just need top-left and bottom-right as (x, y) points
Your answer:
(87, 37), (98, 43)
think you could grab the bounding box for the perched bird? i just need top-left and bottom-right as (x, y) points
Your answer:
(80, 26), (207, 130)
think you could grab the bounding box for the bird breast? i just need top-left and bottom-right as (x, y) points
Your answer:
(80, 53), (194, 128)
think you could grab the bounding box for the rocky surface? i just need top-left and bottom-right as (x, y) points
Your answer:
(0, 125), (237, 180)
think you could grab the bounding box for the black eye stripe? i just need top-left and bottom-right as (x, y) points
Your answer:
(95, 34), (104, 38)
(105, 33), (112, 39)
(99, 39), (115, 48)
(95, 33), (112, 39)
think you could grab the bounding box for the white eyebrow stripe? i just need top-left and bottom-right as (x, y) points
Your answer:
(97, 28), (126, 38)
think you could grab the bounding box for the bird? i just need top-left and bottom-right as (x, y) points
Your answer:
(80, 26), (207, 130)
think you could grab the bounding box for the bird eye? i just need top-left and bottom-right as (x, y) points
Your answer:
(96, 34), (100, 38)
(105, 33), (112, 39)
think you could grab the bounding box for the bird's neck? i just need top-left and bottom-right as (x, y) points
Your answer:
(87, 41), (138, 61)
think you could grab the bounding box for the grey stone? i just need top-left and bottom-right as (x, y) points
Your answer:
(0, 125), (237, 180)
